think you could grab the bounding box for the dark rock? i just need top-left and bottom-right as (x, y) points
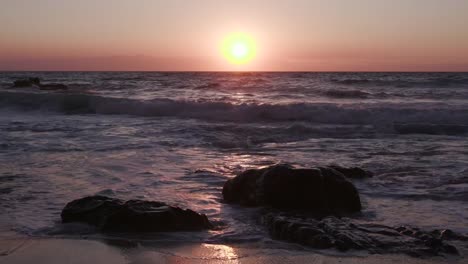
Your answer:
(13, 77), (41, 87)
(328, 165), (373, 179)
(61, 196), (212, 232)
(260, 213), (463, 257)
(439, 229), (456, 239)
(395, 226), (407, 232)
(12, 78), (68, 90)
(413, 230), (424, 238)
(420, 234), (432, 241)
(61, 196), (123, 227)
(40, 83), (68, 90)
(425, 238), (443, 248)
(432, 229), (468, 241)
(443, 244), (459, 255)
(306, 234), (333, 249)
(222, 167), (266, 206)
(402, 230), (413, 236)
(223, 164), (362, 214)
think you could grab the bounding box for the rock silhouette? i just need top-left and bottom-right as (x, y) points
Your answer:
(13, 77), (41, 87)
(223, 164), (362, 214)
(262, 213), (464, 257)
(12, 77), (68, 90)
(61, 196), (212, 232)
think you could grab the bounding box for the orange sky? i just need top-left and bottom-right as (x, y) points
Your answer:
(1, 0), (468, 71)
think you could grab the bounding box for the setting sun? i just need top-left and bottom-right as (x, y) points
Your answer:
(222, 33), (256, 65)
(2, 1), (468, 263)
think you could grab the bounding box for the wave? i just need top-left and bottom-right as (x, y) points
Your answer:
(194, 82), (221, 89)
(394, 123), (468, 135)
(332, 76), (468, 88)
(1, 91), (468, 128)
(322, 89), (371, 99)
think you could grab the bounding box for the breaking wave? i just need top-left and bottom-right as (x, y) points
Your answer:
(322, 89), (372, 98)
(1, 91), (468, 132)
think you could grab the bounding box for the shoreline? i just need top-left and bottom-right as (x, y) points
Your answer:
(1, 235), (465, 264)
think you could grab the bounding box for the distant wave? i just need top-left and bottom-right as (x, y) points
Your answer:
(1, 91), (468, 129)
(394, 123), (468, 135)
(322, 89), (371, 99)
(194, 82), (221, 89)
(331, 76), (468, 88)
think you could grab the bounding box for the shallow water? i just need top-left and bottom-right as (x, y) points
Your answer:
(0, 72), (467, 248)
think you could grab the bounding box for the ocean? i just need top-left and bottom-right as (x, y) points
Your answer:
(1, 72), (467, 249)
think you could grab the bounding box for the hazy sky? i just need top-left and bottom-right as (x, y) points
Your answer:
(1, 0), (468, 71)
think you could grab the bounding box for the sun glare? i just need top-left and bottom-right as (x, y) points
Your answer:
(222, 33), (256, 65)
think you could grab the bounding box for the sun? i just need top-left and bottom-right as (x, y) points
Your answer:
(222, 33), (256, 65)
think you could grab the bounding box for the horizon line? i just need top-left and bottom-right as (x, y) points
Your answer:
(1, 70), (467, 73)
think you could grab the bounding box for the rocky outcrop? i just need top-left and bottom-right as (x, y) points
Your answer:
(222, 164), (362, 214)
(13, 77), (41, 87)
(223, 165), (468, 257)
(262, 213), (464, 257)
(61, 196), (212, 232)
(12, 77), (68, 90)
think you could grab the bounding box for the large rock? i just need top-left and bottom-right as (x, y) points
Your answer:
(13, 77), (41, 87)
(222, 164), (362, 214)
(261, 213), (464, 257)
(61, 196), (212, 232)
(327, 165), (373, 179)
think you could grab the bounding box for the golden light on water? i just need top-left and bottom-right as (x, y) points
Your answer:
(222, 33), (256, 65)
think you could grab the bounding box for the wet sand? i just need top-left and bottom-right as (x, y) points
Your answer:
(0, 236), (464, 264)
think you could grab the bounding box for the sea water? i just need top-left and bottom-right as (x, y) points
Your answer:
(0, 72), (467, 247)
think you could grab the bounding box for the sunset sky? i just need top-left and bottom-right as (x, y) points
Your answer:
(1, 0), (468, 71)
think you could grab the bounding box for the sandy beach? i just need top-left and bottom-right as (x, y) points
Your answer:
(2, 236), (466, 264)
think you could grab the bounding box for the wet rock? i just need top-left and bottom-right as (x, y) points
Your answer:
(12, 77), (68, 90)
(223, 164), (362, 214)
(61, 196), (122, 227)
(222, 167), (266, 206)
(439, 229), (456, 239)
(328, 165), (373, 179)
(425, 237), (443, 248)
(260, 213), (463, 257)
(443, 244), (459, 255)
(13, 77), (41, 87)
(307, 234), (333, 249)
(40, 83), (68, 90)
(432, 229), (468, 241)
(61, 196), (212, 232)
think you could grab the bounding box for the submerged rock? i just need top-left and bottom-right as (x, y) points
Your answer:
(61, 196), (212, 232)
(222, 164), (362, 214)
(261, 213), (464, 257)
(13, 77), (41, 87)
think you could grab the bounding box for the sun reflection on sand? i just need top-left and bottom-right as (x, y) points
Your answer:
(200, 244), (239, 261)
(160, 243), (240, 263)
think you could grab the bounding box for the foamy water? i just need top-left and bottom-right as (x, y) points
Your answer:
(1, 72), (467, 247)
